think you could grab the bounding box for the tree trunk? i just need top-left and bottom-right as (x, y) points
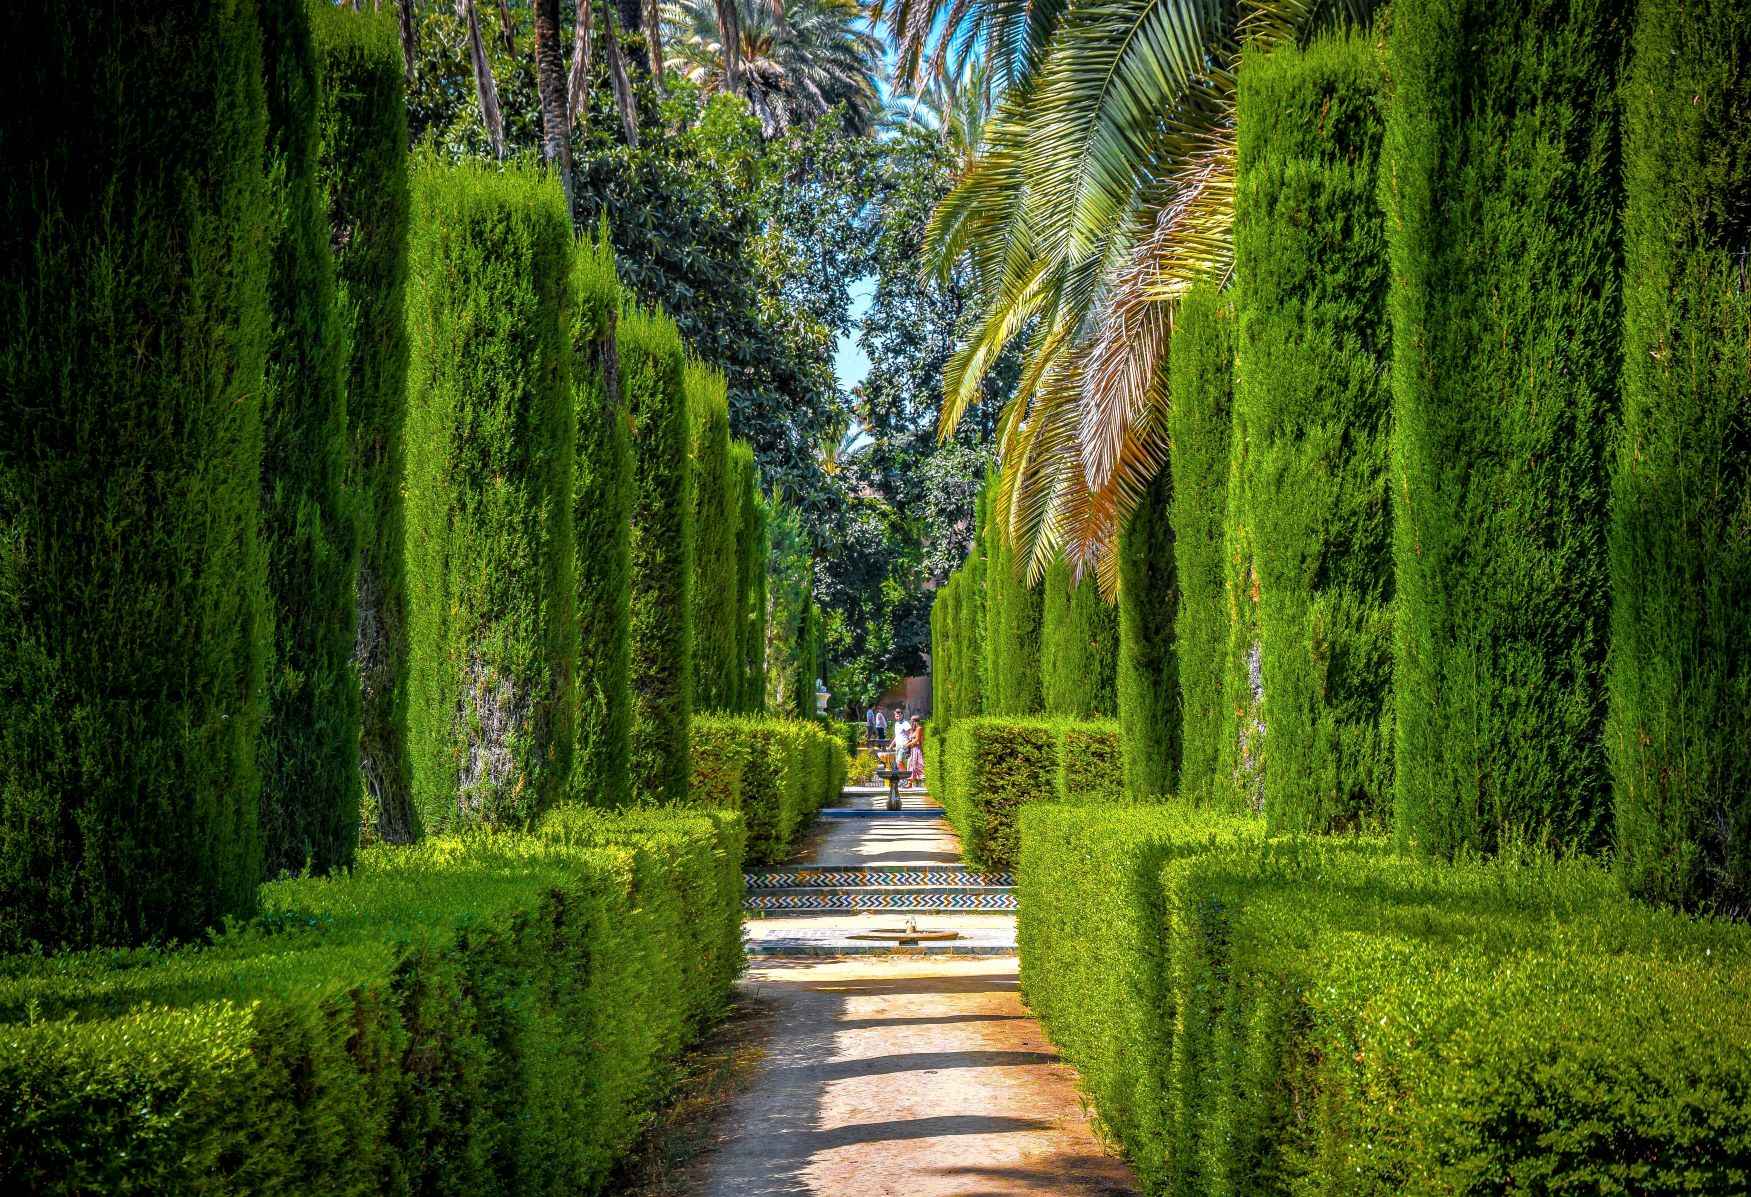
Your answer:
(396, 0), (418, 81)
(713, 0), (741, 94)
(643, 0), (665, 82)
(496, 0), (517, 54)
(567, 0), (593, 127)
(600, 6), (640, 146)
(532, 0), (575, 211)
(615, 0), (648, 76)
(459, 0), (507, 158)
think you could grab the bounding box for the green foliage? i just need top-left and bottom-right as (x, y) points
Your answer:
(1384, 0), (1625, 857)
(0, 813), (744, 1194)
(259, 0), (361, 877)
(1167, 286), (1235, 811)
(309, 0), (416, 844)
(622, 305), (695, 805)
(735, 718), (842, 864)
(690, 715), (751, 813)
(689, 365), (741, 710)
(942, 719), (1058, 869)
(1610, 0), (1751, 912)
(1017, 804), (1262, 1186)
(0, 1), (270, 948)
(1041, 558), (1118, 719)
(1221, 364), (1266, 815)
(1057, 721), (1126, 804)
(1118, 466), (1180, 801)
(404, 160), (577, 832)
(763, 502), (812, 716)
(1021, 804), (1751, 1194)
(980, 477), (1044, 715)
(571, 228), (634, 810)
(1236, 36), (1393, 837)
(728, 443), (765, 712)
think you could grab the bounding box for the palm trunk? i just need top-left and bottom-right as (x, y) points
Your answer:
(532, 0), (575, 210)
(600, 6), (641, 145)
(643, 0), (664, 81)
(396, 0), (418, 81)
(496, 0), (517, 54)
(459, 0), (507, 159)
(614, 0), (648, 76)
(713, 0), (741, 94)
(567, 0), (593, 127)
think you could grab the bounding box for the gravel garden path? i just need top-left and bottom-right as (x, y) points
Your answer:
(686, 790), (1137, 1197)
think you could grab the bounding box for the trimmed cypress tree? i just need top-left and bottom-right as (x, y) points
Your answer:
(1041, 557), (1119, 719)
(1169, 286), (1238, 810)
(740, 470), (769, 712)
(688, 365), (740, 711)
(309, 1), (416, 843)
(571, 229), (633, 809)
(982, 478), (1045, 715)
(1237, 36), (1393, 836)
(1384, 0), (1626, 857)
(623, 305), (695, 804)
(259, 0), (361, 876)
(1118, 466), (1180, 801)
(959, 504), (986, 719)
(1610, 0), (1751, 909)
(0, 1), (270, 948)
(404, 160), (577, 833)
(1222, 365), (1267, 814)
(727, 442), (754, 710)
(794, 594), (820, 719)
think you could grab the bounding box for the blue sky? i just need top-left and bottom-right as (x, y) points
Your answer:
(834, 274), (878, 392)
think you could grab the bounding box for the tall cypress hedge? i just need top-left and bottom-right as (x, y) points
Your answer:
(1384, 0), (1625, 857)
(739, 465), (769, 712)
(1118, 466), (1180, 801)
(309, 1), (416, 843)
(793, 595), (820, 719)
(727, 442), (755, 711)
(982, 479), (1044, 715)
(1222, 357), (1266, 814)
(1169, 287), (1237, 810)
(623, 306), (695, 804)
(1610, 0), (1751, 909)
(404, 161), (577, 833)
(571, 230), (633, 810)
(1237, 36), (1393, 836)
(0, 1), (270, 948)
(259, 0), (361, 876)
(688, 365), (739, 711)
(1041, 557), (1119, 719)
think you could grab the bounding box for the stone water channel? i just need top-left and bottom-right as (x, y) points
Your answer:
(684, 784), (1138, 1196)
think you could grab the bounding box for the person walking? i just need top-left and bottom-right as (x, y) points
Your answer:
(867, 706), (888, 750)
(907, 715), (926, 786)
(893, 708), (913, 776)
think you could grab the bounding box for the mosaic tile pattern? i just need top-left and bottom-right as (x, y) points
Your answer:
(744, 889), (1018, 913)
(744, 867), (1014, 889)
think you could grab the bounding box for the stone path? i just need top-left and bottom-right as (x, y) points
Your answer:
(690, 958), (1136, 1197)
(690, 789), (1139, 1195)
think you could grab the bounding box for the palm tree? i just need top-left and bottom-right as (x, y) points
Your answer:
(882, 57), (994, 171)
(913, 0), (1379, 581)
(661, 0), (884, 136)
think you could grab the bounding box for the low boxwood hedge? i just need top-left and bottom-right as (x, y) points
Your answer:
(941, 718), (1134, 868)
(690, 715), (751, 812)
(722, 718), (843, 865)
(1018, 803), (1751, 1194)
(0, 809), (743, 1195)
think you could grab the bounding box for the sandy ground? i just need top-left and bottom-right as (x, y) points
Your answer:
(686, 957), (1137, 1197)
(796, 813), (964, 866)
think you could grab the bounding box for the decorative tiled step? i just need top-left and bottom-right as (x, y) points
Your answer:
(745, 866), (1013, 889)
(745, 888), (1017, 913)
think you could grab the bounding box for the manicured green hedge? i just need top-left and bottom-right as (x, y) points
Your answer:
(1221, 367), (1265, 815)
(1167, 286), (1236, 810)
(623, 306), (695, 804)
(735, 719), (842, 864)
(729, 442), (765, 712)
(940, 718), (1123, 868)
(981, 475), (1044, 715)
(0, 810), (746, 1194)
(1236, 36), (1393, 836)
(1057, 721), (1124, 804)
(1118, 466), (1180, 801)
(259, 0), (361, 877)
(405, 160), (577, 833)
(1020, 804), (1751, 1194)
(1610, 0), (1751, 911)
(689, 364), (740, 711)
(1384, 0), (1625, 857)
(1041, 556), (1119, 719)
(690, 715), (751, 812)
(571, 229), (634, 809)
(0, 0), (271, 948)
(310, 0), (416, 843)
